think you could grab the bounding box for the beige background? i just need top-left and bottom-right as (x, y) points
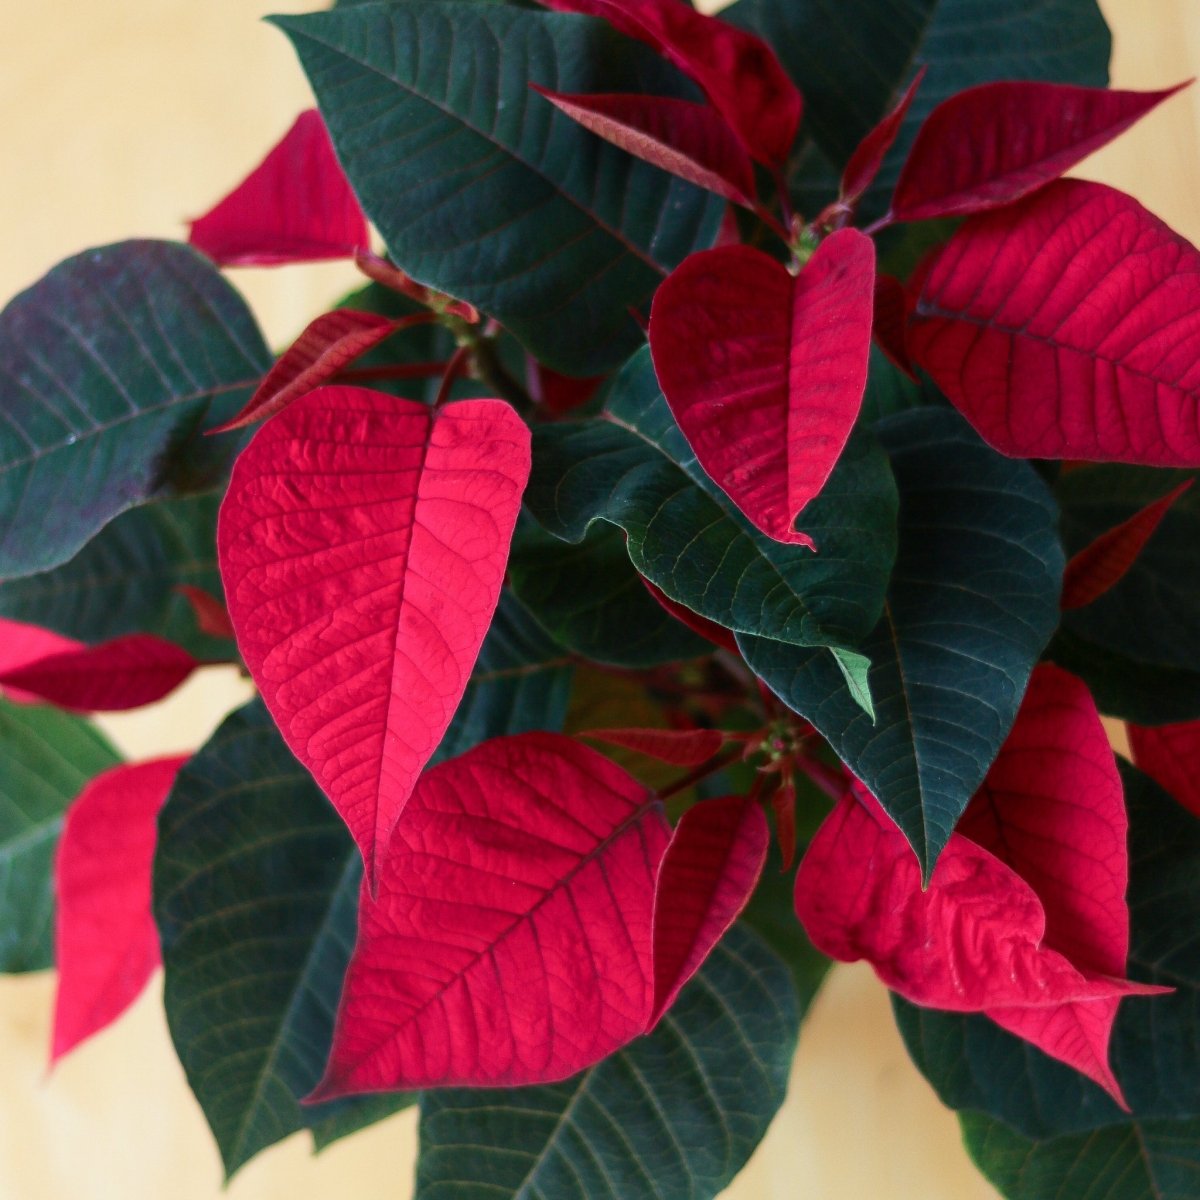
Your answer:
(0, 1), (1196, 1196)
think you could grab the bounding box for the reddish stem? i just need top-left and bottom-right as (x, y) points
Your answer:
(657, 746), (744, 801)
(335, 361), (449, 383)
(434, 345), (472, 408)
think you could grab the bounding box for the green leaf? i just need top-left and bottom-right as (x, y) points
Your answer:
(0, 700), (120, 971)
(415, 924), (799, 1200)
(831, 648), (874, 719)
(895, 764), (1200, 1197)
(0, 240), (269, 577)
(508, 520), (712, 667)
(273, 2), (723, 375)
(726, 0), (1110, 217)
(740, 408), (1063, 876)
(858, 345), (925, 425)
(0, 492), (231, 660)
(525, 347), (898, 654)
(154, 594), (571, 1174)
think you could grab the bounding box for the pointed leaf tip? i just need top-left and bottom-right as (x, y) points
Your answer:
(217, 386), (530, 887)
(650, 232), (875, 546)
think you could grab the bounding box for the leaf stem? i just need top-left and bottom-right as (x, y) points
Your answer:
(335, 361), (449, 383)
(657, 746), (744, 801)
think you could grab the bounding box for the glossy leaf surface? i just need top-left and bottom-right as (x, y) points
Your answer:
(530, 87), (756, 206)
(0, 241), (269, 577)
(650, 796), (768, 1025)
(893, 81), (1185, 222)
(650, 232), (875, 547)
(741, 409), (1063, 874)
(52, 756), (186, 1062)
(416, 925), (799, 1200)
(0, 635), (199, 712)
(526, 348), (898, 653)
(911, 181), (1200, 465)
(0, 700), (119, 972)
(218, 386), (529, 883)
(188, 109), (368, 266)
(274, 3), (722, 374)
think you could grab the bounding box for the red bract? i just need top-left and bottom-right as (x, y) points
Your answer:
(530, 87), (756, 207)
(309, 733), (671, 1096)
(51, 757), (187, 1063)
(910, 180), (1200, 465)
(1061, 479), (1192, 609)
(649, 795), (767, 1026)
(640, 577), (739, 653)
(583, 726), (727, 766)
(0, 617), (82, 704)
(841, 70), (925, 207)
(892, 81), (1186, 223)
(649, 231), (875, 547)
(872, 272), (915, 378)
(1129, 720), (1200, 817)
(0, 634), (199, 712)
(173, 585), (235, 641)
(217, 386), (530, 887)
(539, 0), (801, 166)
(187, 109), (368, 266)
(213, 310), (408, 433)
(795, 665), (1166, 1103)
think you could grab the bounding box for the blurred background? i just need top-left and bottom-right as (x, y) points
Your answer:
(1, 1), (1197, 1196)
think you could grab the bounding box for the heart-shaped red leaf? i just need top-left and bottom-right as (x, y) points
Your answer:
(0, 634), (198, 712)
(649, 794), (767, 1025)
(893, 81), (1187, 223)
(531, 87), (756, 207)
(51, 756), (187, 1063)
(1061, 479), (1192, 609)
(217, 386), (530, 886)
(1129, 720), (1200, 817)
(309, 733), (670, 1096)
(584, 726), (727, 766)
(841, 69), (925, 207)
(650, 232), (875, 546)
(213, 310), (406, 433)
(910, 180), (1200, 465)
(188, 109), (369, 266)
(0, 617), (83, 703)
(539, 0), (801, 166)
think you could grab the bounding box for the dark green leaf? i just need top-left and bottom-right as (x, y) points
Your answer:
(154, 594), (571, 1173)
(416, 924), (799, 1200)
(0, 492), (230, 660)
(740, 408), (1063, 875)
(0, 240), (269, 577)
(0, 700), (120, 971)
(273, 2), (722, 375)
(525, 347), (898, 654)
(858, 345), (925, 425)
(726, 0), (1109, 218)
(508, 520), (712, 667)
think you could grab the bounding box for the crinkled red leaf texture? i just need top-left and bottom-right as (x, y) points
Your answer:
(539, 0), (801, 166)
(0, 634), (199, 712)
(188, 109), (368, 266)
(649, 231), (875, 547)
(217, 386), (530, 888)
(51, 757), (187, 1063)
(910, 179), (1200, 466)
(795, 664), (1167, 1104)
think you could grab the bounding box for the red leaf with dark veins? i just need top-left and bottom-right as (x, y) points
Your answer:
(538, 0), (801, 166)
(1129, 720), (1200, 817)
(650, 232), (875, 546)
(584, 726), (727, 766)
(188, 109), (369, 266)
(841, 69), (925, 207)
(217, 386), (530, 887)
(1061, 480), (1193, 609)
(51, 757), (188, 1063)
(213, 310), (404, 433)
(530, 87), (757, 207)
(640, 577), (739, 653)
(308, 733), (670, 1095)
(910, 180), (1200, 465)
(872, 272), (916, 379)
(893, 81), (1188, 223)
(649, 794), (768, 1026)
(0, 635), (199, 712)
(0, 617), (83, 704)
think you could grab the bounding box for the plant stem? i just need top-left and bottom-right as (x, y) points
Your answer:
(658, 746), (745, 801)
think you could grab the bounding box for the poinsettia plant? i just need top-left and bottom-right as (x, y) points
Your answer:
(5, 0), (1200, 1195)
